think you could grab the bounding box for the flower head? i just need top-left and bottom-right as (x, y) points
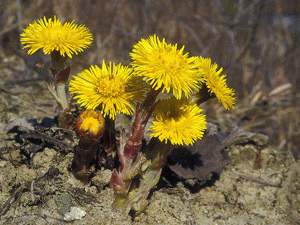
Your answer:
(69, 61), (144, 119)
(196, 57), (236, 110)
(130, 35), (201, 99)
(20, 16), (93, 58)
(149, 98), (206, 145)
(76, 110), (105, 139)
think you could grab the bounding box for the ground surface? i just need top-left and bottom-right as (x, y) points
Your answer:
(0, 56), (299, 225)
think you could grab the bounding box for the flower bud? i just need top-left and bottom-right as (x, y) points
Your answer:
(76, 110), (105, 139)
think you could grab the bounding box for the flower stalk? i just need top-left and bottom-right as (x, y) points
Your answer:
(48, 51), (73, 128)
(71, 136), (100, 182)
(113, 140), (172, 213)
(50, 52), (70, 110)
(103, 118), (116, 154)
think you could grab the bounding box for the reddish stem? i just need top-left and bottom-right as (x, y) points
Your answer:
(111, 89), (160, 193)
(123, 106), (144, 159)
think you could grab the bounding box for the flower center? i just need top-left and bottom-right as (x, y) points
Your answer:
(97, 77), (125, 98)
(45, 27), (63, 45)
(157, 48), (185, 75)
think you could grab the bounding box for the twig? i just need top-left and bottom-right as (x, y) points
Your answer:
(0, 24), (19, 37)
(0, 184), (27, 217)
(15, 0), (23, 32)
(232, 171), (282, 188)
(233, 1), (265, 64)
(20, 129), (72, 154)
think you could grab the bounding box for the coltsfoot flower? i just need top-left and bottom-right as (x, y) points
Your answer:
(130, 35), (201, 99)
(196, 57), (236, 110)
(76, 110), (105, 139)
(69, 61), (145, 119)
(149, 98), (206, 145)
(20, 16), (93, 58)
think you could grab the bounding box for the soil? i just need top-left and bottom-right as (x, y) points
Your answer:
(0, 56), (299, 225)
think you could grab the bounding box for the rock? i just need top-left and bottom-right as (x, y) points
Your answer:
(63, 207), (86, 221)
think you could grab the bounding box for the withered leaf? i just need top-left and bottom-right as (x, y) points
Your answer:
(167, 133), (230, 181)
(167, 127), (268, 182)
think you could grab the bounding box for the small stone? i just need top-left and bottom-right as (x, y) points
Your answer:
(63, 207), (86, 221)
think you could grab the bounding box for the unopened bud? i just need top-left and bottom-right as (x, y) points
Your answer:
(76, 110), (105, 139)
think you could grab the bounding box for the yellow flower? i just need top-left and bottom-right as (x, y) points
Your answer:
(196, 57), (236, 110)
(76, 110), (105, 138)
(69, 61), (144, 120)
(149, 98), (206, 145)
(130, 35), (201, 99)
(20, 16), (93, 58)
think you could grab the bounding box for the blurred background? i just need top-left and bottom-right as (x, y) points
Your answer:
(0, 0), (299, 156)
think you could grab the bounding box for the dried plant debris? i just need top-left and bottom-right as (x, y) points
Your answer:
(166, 128), (269, 189)
(6, 120), (76, 165)
(0, 167), (60, 217)
(67, 187), (99, 206)
(167, 134), (229, 181)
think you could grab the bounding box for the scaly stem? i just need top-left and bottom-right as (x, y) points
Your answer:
(49, 51), (72, 127)
(111, 89), (160, 196)
(72, 110), (105, 182)
(55, 82), (69, 111)
(71, 136), (99, 183)
(103, 118), (116, 154)
(113, 140), (172, 213)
